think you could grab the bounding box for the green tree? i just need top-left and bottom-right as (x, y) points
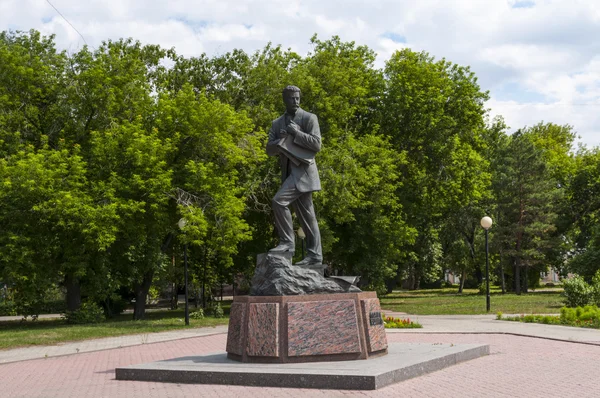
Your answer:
(526, 122), (577, 185)
(0, 31), (127, 313)
(440, 204), (491, 293)
(379, 49), (490, 289)
(291, 35), (384, 139)
(493, 130), (563, 293)
(0, 30), (69, 150)
(0, 138), (116, 315)
(317, 133), (416, 292)
(88, 118), (173, 319)
(565, 148), (600, 279)
(155, 85), (264, 307)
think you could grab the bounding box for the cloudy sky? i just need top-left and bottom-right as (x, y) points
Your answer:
(2, 0), (599, 148)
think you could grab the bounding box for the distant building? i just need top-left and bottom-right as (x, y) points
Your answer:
(444, 271), (460, 284)
(443, 266), (565, 286)
(540, 267), (562, 284)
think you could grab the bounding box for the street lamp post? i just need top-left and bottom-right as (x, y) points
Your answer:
(178, 218), (189, 326)
(296, 227), (306, 258)
(480, 216), (493, 313)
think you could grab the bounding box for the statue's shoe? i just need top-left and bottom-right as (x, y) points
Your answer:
(269, 243), (295, 253)
(295, 256), (323, 266)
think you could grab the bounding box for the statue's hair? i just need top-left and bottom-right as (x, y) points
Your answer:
(282, 85), (301, 97)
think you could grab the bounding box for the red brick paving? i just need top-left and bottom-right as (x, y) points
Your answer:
(1, 333), (598, 398)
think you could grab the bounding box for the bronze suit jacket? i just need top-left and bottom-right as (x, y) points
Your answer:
(266, 108), (321, 193)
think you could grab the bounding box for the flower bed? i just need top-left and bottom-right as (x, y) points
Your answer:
(383, 315), (422, 328)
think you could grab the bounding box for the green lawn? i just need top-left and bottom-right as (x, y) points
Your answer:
(380, 288), (564, 315)
(0, 307), (229, 350)
(1, 289), (568, 350)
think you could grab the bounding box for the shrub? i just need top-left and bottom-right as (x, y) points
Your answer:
(478, 282), (487, 295)
(496, 312), (503, 320)
(0, 299), (67, 317)
(574, 305), (600, 321)
(0, 301), (17, 316)
(540, 315), (559, 324)
(462, 277), (479, 289)
(101, 294), (128, 318)
(210, 303), (224, 318)
(147, 286), (161, 303)
(562, 276), (592, 307)
(501, 314), (561, 325)
(364, 281), (389, 296)
(500, 307), (600, 329)
(190, 308), (204, 319)
(560, 305), (600, 324)
(522, 315), (536, 323)
(591, 270), (600, 307)
(560, 307), (577, 323)
(40, 300), (67, 314)
(62, 301), (106, 324)
(420, 279), (444, 289)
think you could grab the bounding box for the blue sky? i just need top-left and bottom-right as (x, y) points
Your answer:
(2, 0), (599, 148)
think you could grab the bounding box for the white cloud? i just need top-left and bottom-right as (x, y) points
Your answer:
(199, 23), (267, 43)
(480, 44), (575, 72)
(488, 97), (600, 148)
(1, 0), (599, 148)
(314, 15), (346, 35)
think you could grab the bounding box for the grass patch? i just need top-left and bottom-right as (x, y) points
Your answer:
(380, 288), (563, 315)
(0, 306), (230, 351)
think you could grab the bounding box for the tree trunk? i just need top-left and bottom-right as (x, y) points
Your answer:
(465, 231), (481, 285)
(405, 264), (414, 290)
(499, 249), (506, 294)
(408, 264), (420, 290)
(202, 245), (209, 308)
(475, 266), (483, 285)
(515, 227), (523, 295)
(133, 270), (154, 320)
(65, 273), (81, 312)
(414, 274), (421, 290)
(170, 281), (178, 310)
(514, 259), (521, 295)
(458, 269), (467, 294)
(500, 262), (506, 294)
(523, 265), (529, 293)
(170, 255), (178, 310)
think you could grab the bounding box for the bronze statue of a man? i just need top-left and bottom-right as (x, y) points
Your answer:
(266, 85), (322, 266)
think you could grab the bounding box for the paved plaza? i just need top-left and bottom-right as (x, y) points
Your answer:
(1, 315), (599, 397)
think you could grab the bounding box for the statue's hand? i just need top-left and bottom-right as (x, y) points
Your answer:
(279, 129), (289, 139)
(286, 121), (301, 136)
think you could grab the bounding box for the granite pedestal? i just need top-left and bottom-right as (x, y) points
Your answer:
(115, 342), (490, 390)
(226, 291), (387, 363)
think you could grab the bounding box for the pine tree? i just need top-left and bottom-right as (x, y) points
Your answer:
(494, 130), (562, 294)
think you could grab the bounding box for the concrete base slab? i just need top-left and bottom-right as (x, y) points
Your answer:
(116, 342), (489, 390)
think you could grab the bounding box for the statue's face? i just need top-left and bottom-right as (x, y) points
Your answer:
(284, 91), (300, 113)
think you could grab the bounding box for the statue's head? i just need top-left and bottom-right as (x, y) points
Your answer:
(282, 85), (301, 114)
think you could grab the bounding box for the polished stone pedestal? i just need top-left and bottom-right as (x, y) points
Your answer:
(225, 292), (388, 363)
(115, 343), (490, 390)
